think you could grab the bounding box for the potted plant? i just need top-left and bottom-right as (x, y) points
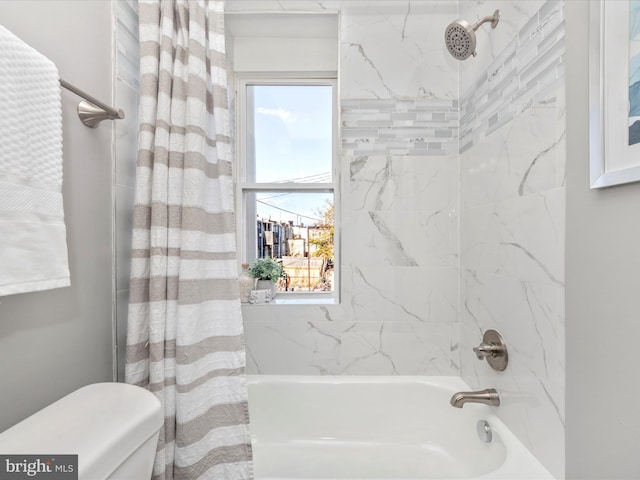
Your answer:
(248, 257), (283, 298)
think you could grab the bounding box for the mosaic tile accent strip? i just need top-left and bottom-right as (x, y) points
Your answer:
(341, 98), (458, 156)
(460, 0), (565, 153)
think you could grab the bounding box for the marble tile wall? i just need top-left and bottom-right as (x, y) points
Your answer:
(459, 1), (565, 477)
(239, 0), (462, 376)
(339, 1), (458, 100)
(114, 0), (140, 382)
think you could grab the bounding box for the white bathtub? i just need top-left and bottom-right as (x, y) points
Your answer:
(247, 376), (554, 480)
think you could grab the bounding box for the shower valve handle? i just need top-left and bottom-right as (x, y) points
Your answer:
(473, 343), (502, 359)
(473, 330), (508, 371)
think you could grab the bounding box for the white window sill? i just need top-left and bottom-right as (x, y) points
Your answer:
(241, 293), (336, 305)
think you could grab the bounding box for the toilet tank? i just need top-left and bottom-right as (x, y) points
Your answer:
(0, 383), (163, 480)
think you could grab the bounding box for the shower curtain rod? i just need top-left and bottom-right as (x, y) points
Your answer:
(59, 78), (125, 128)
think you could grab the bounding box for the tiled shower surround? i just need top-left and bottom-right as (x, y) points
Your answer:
(240, 0), (462, 377)
(232, 0), (565, 477)
(459, 1), (565, 477)
(114, 0), (140, 382)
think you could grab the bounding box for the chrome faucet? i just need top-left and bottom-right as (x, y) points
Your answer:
(450, 388), (500, 408)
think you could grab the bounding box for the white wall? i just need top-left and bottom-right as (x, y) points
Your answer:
(565, 1), (640, 478)
(0, 1), (114, 431)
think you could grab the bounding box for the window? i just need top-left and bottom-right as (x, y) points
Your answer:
(237, 77), (338, 299)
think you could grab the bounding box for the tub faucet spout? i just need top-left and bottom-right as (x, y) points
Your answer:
(450, 388), (500, 408)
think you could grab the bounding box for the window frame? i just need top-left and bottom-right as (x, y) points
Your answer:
(235, 73), (340, 303)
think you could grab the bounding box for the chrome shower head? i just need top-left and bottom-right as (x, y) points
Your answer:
(444, 10), (500, 61)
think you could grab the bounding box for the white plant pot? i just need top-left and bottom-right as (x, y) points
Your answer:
(256, 279), (277, 299)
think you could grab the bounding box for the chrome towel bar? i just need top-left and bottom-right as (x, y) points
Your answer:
(59, 78), (125, 128)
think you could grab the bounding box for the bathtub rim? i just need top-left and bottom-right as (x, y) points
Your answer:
(246, 374), (555, 480)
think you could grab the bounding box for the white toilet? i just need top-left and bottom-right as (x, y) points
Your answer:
(0, 382), (163, 479)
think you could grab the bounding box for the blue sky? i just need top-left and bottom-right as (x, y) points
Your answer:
(250, 85), (333, 225)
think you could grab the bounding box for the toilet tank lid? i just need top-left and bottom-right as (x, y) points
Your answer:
(0, 382), (163, 479)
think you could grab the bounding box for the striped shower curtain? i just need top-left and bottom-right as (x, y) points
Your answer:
(125, 1), (253, 479)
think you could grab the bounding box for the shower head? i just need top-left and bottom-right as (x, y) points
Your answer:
(444, 10), (500, 61)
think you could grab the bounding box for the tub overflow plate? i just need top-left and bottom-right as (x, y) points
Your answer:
(477, 420), (493, 443)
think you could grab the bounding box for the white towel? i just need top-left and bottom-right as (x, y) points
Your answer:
(0, 25), (70, 296)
